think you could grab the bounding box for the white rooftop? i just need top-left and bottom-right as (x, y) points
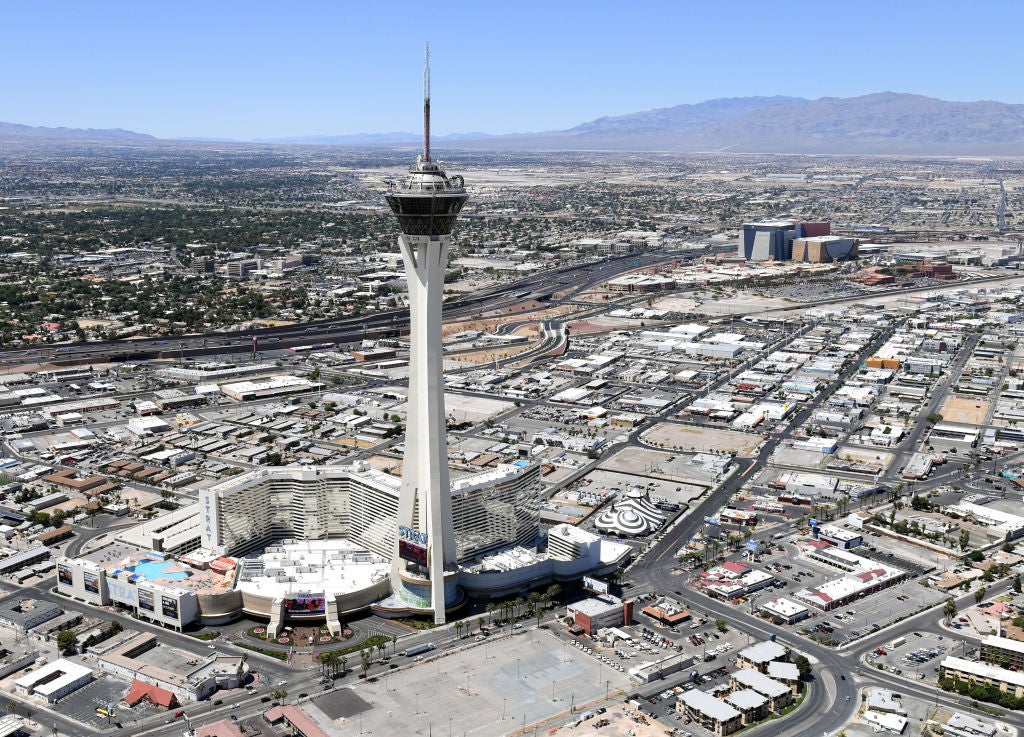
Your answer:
(731, 668), (790, 697)
(767, 661), (800, 681)
(15, 658), (91, 697)
(739, 640), (787, 664)
(234, 539), (388, 599)
(982, 635), (1024, 655)
(679, 689), (741, 721)
(726, 688), (768, 710)
(942, 656), (1024, 688)
(759, 598), (808, 618)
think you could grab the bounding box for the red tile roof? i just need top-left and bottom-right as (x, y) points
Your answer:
(124, 679), (177, 708)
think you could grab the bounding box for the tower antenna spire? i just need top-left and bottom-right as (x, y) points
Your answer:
(423, 42), (431, 162)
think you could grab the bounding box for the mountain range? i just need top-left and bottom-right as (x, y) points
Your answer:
(5, 92), (1024, 154)
(0, 121), (154, 142)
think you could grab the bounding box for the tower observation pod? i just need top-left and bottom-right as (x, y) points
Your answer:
(384, 45), (467, 623)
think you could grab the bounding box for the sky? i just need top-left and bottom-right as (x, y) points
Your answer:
(3, 0), (1023, 141)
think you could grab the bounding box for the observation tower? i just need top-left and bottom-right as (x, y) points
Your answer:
(384, 45), (467, 623)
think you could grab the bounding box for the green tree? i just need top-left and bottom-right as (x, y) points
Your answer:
(1013, 574), (1021, 594)
(715, 619), (728, 633)
(360, 647), (371, 678)
(975, 585), (987, 606)
(792, 653), (812, 680)
(56, 630), (78, 654)
(959, 529), (971, 551)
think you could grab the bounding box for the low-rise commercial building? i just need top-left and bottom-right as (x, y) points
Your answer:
(566, 595), (633, 636)
(758, 597), (810, 625)
(14, 658), (92, 702)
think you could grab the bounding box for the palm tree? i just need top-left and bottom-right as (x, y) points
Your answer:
(360, 647), (372, 678)
(341, 655), (349, 676)
(320, 652), (336, 679)
(390, 635), (398, 657)
(943, 598), (957, 624)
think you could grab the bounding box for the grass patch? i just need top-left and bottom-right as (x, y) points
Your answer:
(187, 631), (220, 641)
(403, 618), (441, 631)
(322, 634), (391, 659)
(236, 641), (288, 661)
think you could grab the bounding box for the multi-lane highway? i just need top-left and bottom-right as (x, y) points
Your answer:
(0, 252), (673, 367)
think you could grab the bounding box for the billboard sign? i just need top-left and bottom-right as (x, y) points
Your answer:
(83, 571), (100, 594)
(138, 588), (154, 612)
(582, 576), (609, 595)
(398, 539), (428, 566)
(284, 596), (326, 614)
(398, 525), (428, 566)
(58, 564), (74, 587)
(161, 596), (179, 620)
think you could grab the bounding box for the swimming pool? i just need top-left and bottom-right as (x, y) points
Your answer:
(125, 559), (188, 581)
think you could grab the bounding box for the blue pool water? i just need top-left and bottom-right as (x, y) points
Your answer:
(126, 560), (188, 581)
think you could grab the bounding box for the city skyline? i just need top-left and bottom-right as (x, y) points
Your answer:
(3, 0), (1023, 140)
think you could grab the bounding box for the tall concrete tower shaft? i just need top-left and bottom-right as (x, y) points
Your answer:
(384, 46), (467, 623)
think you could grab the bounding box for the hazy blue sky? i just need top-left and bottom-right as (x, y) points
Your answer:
(3, 0), (1021, 140)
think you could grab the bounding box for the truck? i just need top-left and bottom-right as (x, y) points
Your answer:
(403, 642), (436, 657)
(885, 636), (906, 650)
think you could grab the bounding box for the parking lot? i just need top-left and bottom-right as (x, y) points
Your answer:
(52, 674), (156, 730)
(863, 631), (954, 684)
(691, 540), (950, 645)
(330, 630), (633, 736)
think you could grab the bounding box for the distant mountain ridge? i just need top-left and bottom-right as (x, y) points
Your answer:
(454, 92), (1024, 154)
(5, 92), (1024, 153)
(0, 121), (155, 141)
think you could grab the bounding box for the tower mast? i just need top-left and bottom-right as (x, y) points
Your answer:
(384, 47), (467, 624)
(423, 43), (431, 162)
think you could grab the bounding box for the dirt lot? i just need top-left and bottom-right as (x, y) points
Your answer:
(640, 423), (763, 457)
(939, 395), (989, 425)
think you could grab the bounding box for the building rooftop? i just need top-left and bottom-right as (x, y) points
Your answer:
(942, 656), (1024, 688)
(234, 539), (389, 600)
(14, 658), (91, 697)
(767, 661), (800, 682)
(759, 598), (808, 618)
(981, 635), (1024, 655)
(679, 689), (741, 721)
(738, 640), (787, 665)
(731, 668), (790, 697)
(726, 688), (768, 710)
(569, 596), (622, 617)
